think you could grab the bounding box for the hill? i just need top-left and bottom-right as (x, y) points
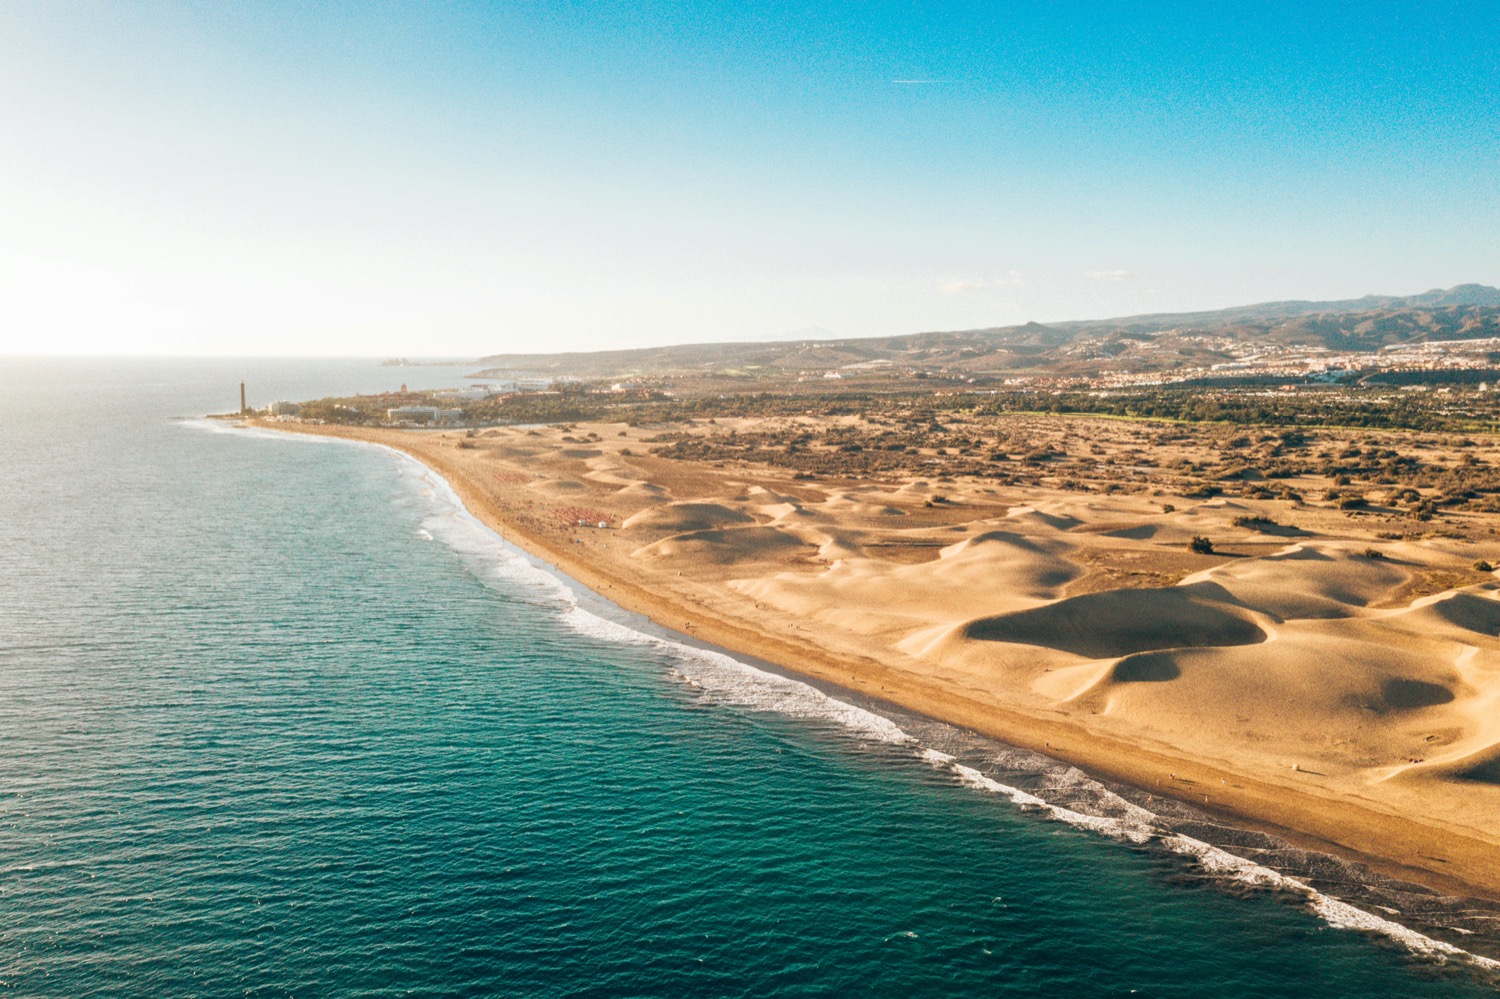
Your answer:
(469, 285), (1500, 383)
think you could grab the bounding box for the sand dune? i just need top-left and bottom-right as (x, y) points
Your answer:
(818, 495), (910, 519)
(1095, 523), (1167, 540)
(812, 533), (865, 560)
(925, 530), (1079, 599)
(765, 503), (830, 525)
(740, 529), (1081, 643)
(1005, 505), (1084, 532)
(1452, 748), (1500, 784)
(529, 478), (587, 494)
(622, 501), (756, 533)
(1387, 589), (1500, 638)
(737, 485), (802, 506)
(1180, 544), (1412, 620)
(964, 587), (1267, 659)
(633, 526), (810, 564)
(1069, 627), (1485, 786)
(613, 481), (673, 504)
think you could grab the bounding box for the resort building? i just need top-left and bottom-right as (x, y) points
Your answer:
(386, 406), (463, 424)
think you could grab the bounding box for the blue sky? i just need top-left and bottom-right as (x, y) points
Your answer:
(1, 1), (1496, 355)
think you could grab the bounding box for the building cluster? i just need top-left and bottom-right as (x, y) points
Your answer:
(434, 378), (556, 399)
(386, 405), (465, 425)
(1089, 335), (1500, 389)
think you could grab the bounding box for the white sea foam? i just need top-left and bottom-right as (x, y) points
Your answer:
(558, 601), (914, 745)
(924, 751), (1157, 845)
(926, 750), (1500, 969)
(256, 424), (1500, 975)
(179, 418), (340, 443)
(1163, 835), (1500, 970)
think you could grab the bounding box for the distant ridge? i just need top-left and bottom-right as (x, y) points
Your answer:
(472, 284), (1500, 379)
(1032, 283), (1500, 333)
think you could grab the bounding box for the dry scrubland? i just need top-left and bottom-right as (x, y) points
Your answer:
(286, 413), (1500, 899)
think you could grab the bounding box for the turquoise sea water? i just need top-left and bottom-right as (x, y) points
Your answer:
(2, 357), (1497, 997)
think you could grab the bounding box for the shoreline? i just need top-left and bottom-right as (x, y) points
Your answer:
(262, 418), (1500, 911)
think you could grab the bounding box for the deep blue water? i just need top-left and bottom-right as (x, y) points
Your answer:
(1, 357), (1496, 997)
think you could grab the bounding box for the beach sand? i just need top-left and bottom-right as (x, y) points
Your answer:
(271, 415), (1500, 901)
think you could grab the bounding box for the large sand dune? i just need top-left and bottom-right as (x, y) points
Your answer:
(1181, 544), (1412, 619)
(622, 501), (755, 533)
(964, 587), (1267, 659)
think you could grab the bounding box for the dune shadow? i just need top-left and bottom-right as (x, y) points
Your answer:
(1381, 678), (1454, 710)
(1457, 756), (1500, 785)
(1102, 525), (1158, 541)
(1422, 593), (1500, 637)
(1111, 652), (1182, 683)
(964, 587), (1266, 659)
(634, 526), (809, 564)
(1256, 523), (1311, 538)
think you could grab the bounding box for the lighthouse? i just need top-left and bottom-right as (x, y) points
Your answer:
(240, 381), (247, 415)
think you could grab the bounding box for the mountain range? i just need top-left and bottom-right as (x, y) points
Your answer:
(471, 284), (1500, 381)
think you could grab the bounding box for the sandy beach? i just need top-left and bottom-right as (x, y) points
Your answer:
(271, 414), (1500, 901)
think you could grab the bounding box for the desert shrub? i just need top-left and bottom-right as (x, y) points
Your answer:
(1188, 535), (1214, 555)
(1161, 503), (1176, 513)
(1473, 560), (1495, 572)
(1364, 548), (1384, 560)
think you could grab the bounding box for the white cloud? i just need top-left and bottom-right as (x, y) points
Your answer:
(939, 270), (1023, 295)
(941, 278), (985, 295)
(1085, 269), (1131, 282)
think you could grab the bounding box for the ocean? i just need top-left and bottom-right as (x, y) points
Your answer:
(1, 357), (1496, 998)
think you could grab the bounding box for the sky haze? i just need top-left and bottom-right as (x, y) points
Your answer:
(2, 1), (1496, 356)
